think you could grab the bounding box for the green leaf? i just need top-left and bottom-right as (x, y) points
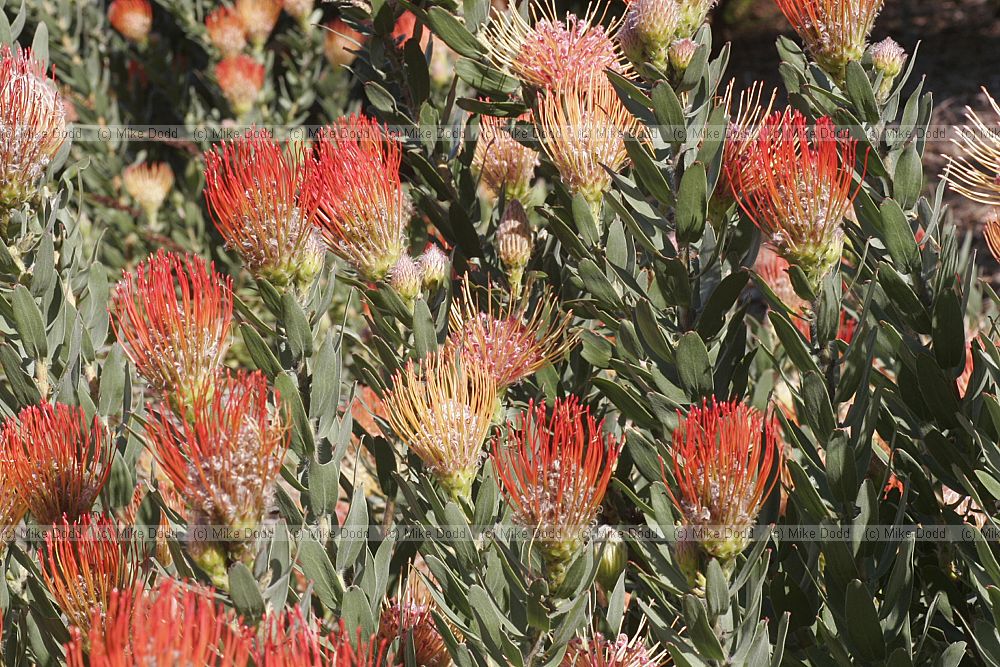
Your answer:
(275, 372), (314, 456)
(412, 297), (437, 358)
(625, 139), (673, 208)
(98, 345), (126, 417)
(30, 20), (47, 68)
(893, 145), (923, 211)
(676, 162), (708, 243)
(844, 580), (886, 660)
(298, 537), (344, 608)
(705, 559), (730, 618)
(877, 263), (929, 333)
(683, 595), (726, 660)
(571, 193), (600, 247)
(12, 284), (47, 360)
(651, 83), (685, 143)
(578, 259), (622, 311)
(228, 563), (265, 624)
(801, 371), (835, 443)
(240, 324), (282, 379)
(423, 7), (484, 59)
(932, 289), (965, 370)
(696, 270), (748, 339)
(336, 485), (368, 570)
(454, 58), (519, 95)
(676, 332), (713, 399)
(281, 292), (313, 359)
(878, 199), (921, 274)
(768, 312), (820, 376)
(844, 61), (878, 122)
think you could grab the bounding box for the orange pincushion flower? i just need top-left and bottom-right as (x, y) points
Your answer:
(42, 513), (141, 634)
(122, 160), (174, 220)
(204, 130), (324, 288)
(472, 110), (539, 202)
(0, 46), (67, 214)
(1, 403), (112, 525)
(304, 115), (410, 281)
(774, 0), (884, 78)
(110, 249), (232, 410)
(215, 54), (265, 117)
(486, 4), (625, 91)
(108, 0), (153, 44)
(945, 88), (1000, 207)
(235, 0), (282, 48)
(664, 398), (783, 560)
(730, 108), (862, 290)
(252, 611), (391, 666)
(492, 396), (622, 583)
(535, 73), (645, 214)
(716, 81), (776, 205)
(382, 350), (497, 500)
(206, 6), (248, 57)
(65, 579), (252, 667)
(324, 19), (367, 68)
(448, 276), (576, 391)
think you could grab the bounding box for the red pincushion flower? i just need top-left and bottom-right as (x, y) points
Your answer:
(204, 130), (323, 288)
(108, 0), (153, 44)
(206, 6), (248, 57)
(42, 513), (141, 635)
(65, 579), (252, 667)
(215, 54), (265, 117)
(252, 611), (391, 666)
(774, 0), (884, 78)
(663, 398), (783, 560)
(110, 249), (232, 411)
(492, 396), (622, 583)
(729, 108), (863, 290)
(303, 114), (410, 281)
(1, 402), (112, 525)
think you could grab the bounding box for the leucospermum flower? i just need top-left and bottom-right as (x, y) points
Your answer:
(869, 37), (906, 102)
(729, 109), (862, 291)
(715, 81), (777, 209)
(304, 115), (410, 281)
(389, 254), (422, 307)
(492, 397), (622, 585)
(472, 111), (538, 203)
(664, 398), (783, 565)
(110, 249), (233, 411)
(42, 514), (140, 634)
(382, 351), (497, 501)
(251, 612), (390, 667)
(204, 131), (324, 289)
(378, 571), (450, 667)
(449, 277), (576, 391)
(485, 4), (625, 91)
(418, 244), (450, 291)
(535, 74), (645, 217)
(0, 46), (67, 219)
(0, 464), (26, 545)
(1, 403), (112, 525)
(145, 370), (290, 586)
(235, 0), (282, 49)
(324, 19), (367, 69)
(773, 0), (884, 79)
(206, 6), (248, 57)
(561, 630), (666, 667)
(215, 54), (265, 117)
(108, 0), (153, 44)
(65, 579), (252, 667)
(122, 160), (173, 224)
(496, 199), (534, 293)
(945, 88), (1000, 207)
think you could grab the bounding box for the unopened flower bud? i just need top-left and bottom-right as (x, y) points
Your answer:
(390, 255), (422, 306)
(108, 0), (153, 45)
(870, 38), (906, 101)
(596, 525), (627, 590)
(668, 38), (699, 75)
(123, 161), (174, 226)
(674, 533), (706, 592)
(419, 245), (450, 291)
(497, 200), (533, 292)
(618, 0), (678, 72)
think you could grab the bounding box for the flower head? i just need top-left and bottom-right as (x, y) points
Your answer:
(729, 108), (862, 290)
(664, 398), (783, 561)
(0, 46), (67, 217)
(251, 611), (389, 666)
(715, 81), (777, 207)
(535, 74), (645, 215)
(486, 4), (625, 91)
(378, 570), (449, 667)
(389, 254), (422, 306)
(496, 199), (534, 292)
(561, 630), (665, 667)
(123, 160), (173, 221)
(618, 0), (679, 72)
(215, 54), (265, 117)
(65, 579), (252, 667)
(206, 6), (248, 57)
(870, 37), (906, 101)
(383, 350), (496, 500)
(204, 130), (323, 288)
(0, 463), (26, 543)
(235, 0), (281, 48)
(110, 249), (233, 411)
(945, 88), (1000, 207)
(304, 115), (410, 281)
(324, 19), (366, 68)
(774, 0), (884, 78)
(472, 110), (538, 202)
(449, 276), (576, 391)
(108, 0), (153, 44)
(492, 396), (621, 584)
(418, 244), (450, 291)
(1, 403), (112, 525)
(42, 513), (140, 634)
(144, 370), (289, 584)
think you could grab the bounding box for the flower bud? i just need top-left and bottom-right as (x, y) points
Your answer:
(870, 38), (906, 101)
(419, 245), (450, 291)
(497, 200), (533, 292)
(618, 0), (678, 72)
(595, 525), (627, 590)
(668, 38), (699, 75)
(123, 161), (174, 225)
(390, 255), (422, 307)
(215, 55), (265, 118)
(108, 0), (153, 45)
